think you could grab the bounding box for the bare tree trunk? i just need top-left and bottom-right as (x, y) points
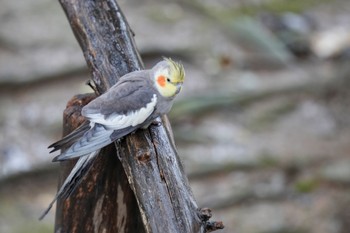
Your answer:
(55, 0), (224, 232)
(55, 93), (145, 233)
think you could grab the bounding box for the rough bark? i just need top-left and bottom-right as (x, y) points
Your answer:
(55, 94), (145, 233)
(55, 0), (223, 232)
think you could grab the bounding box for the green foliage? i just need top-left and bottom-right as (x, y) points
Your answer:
(215, 0), (332, 18)
(258, 154), (279, 167)
(294, 178), (319, 193)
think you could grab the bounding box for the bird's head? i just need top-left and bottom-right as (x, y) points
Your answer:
(153, 57), (185, 98)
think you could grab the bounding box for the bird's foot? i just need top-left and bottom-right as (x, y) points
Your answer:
(151, 119), (162, 127)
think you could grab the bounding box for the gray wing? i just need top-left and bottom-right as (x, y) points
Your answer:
(82, 76), (158, 130)
(82, 73), (155, 117)
(52, 123), (113, 161)
(48, 121), (90, 153)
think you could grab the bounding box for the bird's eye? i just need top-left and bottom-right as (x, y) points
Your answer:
(167, 78), (171, 82)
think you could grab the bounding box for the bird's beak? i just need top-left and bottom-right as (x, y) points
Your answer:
(175, 83), (182, 94)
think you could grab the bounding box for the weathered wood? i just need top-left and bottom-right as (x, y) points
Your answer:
(55, 94), (145, 233)
(60, 0), (143, 93)
(56, 0), (223, 232)
(55, 0), (146, 231)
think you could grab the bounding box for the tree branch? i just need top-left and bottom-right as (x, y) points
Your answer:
(55, 0), (223, 232)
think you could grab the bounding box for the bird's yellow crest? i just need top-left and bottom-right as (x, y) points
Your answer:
(163, 57), (185, 84)
(154, 58), (185, 98)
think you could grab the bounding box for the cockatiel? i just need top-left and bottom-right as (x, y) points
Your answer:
(39, 58), (185, 219)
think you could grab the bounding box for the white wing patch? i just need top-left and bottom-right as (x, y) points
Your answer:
(86, 94), (157, 130)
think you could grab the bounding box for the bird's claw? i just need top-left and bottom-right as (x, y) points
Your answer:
(151, 119), (162, 127)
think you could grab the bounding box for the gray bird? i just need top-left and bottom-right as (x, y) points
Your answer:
(39, 58), (185, 219)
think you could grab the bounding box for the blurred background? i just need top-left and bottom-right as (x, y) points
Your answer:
(1, 0), (350, 232)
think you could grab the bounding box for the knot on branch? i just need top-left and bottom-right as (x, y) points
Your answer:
(205, 221), (225, 233)
(137, 150), (151, 163)
(198, 208), (225, 233)
(199, 208), (212, 222)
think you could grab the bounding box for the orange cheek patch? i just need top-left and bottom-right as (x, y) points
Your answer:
(157, 75), (166, 87)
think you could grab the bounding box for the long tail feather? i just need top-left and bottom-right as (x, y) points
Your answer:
(39, 151), (98, 220)
(48, 121), (90, 153)
(52, 124), (113, 161)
